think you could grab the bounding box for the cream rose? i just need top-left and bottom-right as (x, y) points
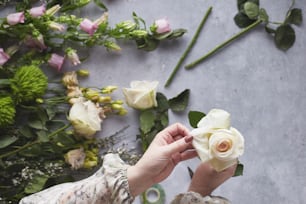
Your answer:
(69, 100), (102, 139)
(122, 80), (158, 110)
(191, 109), (244, 172)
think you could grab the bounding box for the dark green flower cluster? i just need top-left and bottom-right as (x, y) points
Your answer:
(0, 96), (15, 127)
(10, 65), (48, 104)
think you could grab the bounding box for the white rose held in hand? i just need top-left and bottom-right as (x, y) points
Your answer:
(69, 100), (102, 139)
(122, 80), (158, 109)
(191, 109), (244, 172)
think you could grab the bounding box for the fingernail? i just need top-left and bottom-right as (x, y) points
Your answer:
(184, 135), (193, 143)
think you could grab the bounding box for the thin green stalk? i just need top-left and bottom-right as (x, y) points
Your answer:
(0, 124), (70, 159)
(185, 19), (262, 69)
(164, 6), (213, 87)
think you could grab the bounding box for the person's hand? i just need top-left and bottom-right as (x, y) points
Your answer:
(188, 162), (237, 196)
(127, 123), (197, 197)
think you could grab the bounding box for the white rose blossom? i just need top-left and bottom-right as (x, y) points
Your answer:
(122, 80), (158, 110)
(68, 100), (102, 139)
(191, 109), (244, 172)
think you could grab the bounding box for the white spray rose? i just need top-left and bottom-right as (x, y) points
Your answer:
(191, 109), (244, 172)
(122, 80), (158, 110)
(69, 100), (102, 139)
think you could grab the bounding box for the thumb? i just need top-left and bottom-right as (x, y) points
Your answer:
(166, 135), (193, 155)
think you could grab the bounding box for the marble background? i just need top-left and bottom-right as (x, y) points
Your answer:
(3, 0), (306, 203)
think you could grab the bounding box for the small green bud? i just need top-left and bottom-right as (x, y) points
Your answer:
(130, 30), (148, 38)
(35, 98), (44, 104)
(116, 20), (137, 31)
(104, 41), (121, 51)
(101, 86), (117, 94)
(46, 4), (61, 16)
(77, 69), (89, 77)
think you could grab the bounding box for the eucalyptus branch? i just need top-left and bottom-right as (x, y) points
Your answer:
(185, 19), (262, 69)
(0, 124), (71, 159)
(164, 6), (213, 87)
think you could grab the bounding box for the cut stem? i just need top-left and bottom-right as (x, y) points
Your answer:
(185, 19), (262, 69)
(164, 6), (213, 87)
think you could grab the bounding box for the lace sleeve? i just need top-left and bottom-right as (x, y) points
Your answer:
(170, 191), (230, 204)
(19, 153), (134, 204)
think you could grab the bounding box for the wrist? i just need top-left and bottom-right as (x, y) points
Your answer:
(127, 165), (153, 197)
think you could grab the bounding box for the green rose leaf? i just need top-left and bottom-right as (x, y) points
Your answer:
(140, 110), (156, 134)
(0, 135), (18, 149)
(285, 8), (303, 26)
(265, 25), (276, 34)
(25, 174), (49, 194)
(233, 163), (244, 177)
(274, 24), (296, 51)
(234, 12), (256, 28)
(244, 2), (259, 19)
(188, 111), (206, 128)
(169, 89), (190, 112)
(160, 112), (169, 127)
(156, 92), (169, 112)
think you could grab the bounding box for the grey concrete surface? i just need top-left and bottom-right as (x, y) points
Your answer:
(78, 1), (306, 203)
(79, 0), (306, 203)
(3, 0), (306, 203)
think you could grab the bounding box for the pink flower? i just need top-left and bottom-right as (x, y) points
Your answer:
(48, 53), (65, 71)
(80, 18), (98, 36)
(154, 18), (171, 34)
(66, 48), (81, 66)
(29, 4), (46, 17)
(7, 12), (25, 25)
(24, 34), (47, 51)
(0, 48), (10, 65)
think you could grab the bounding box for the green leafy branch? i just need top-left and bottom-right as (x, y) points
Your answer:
(185, 0), (303, 69)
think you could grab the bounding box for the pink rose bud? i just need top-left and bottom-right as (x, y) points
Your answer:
(66, 48), (81, 66)
(48, 53), (65, 71)
(29, 4), (46, 17)
(7, 12), (25, 25)
(80, 18), (98, 36)
(0, 48), (10, 65)
(155, 18), (171, 34)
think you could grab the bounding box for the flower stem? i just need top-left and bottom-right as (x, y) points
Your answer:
(0, 124), (71, 159)
(164, 6), (213, 87)
(185, 19), (262, 69)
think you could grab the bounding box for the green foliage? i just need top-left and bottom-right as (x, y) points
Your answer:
(233, 163), (244, 177)
(234, 0), (303, 51)
(169, 89), (190, 112)
(138, 90), (190, 151)
(188, 111), (206, 128)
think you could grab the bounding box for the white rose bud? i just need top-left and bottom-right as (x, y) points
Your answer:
(192, 109), (244, 172)
(122, 80), (158, 110)
(69, 100), (102, 139)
